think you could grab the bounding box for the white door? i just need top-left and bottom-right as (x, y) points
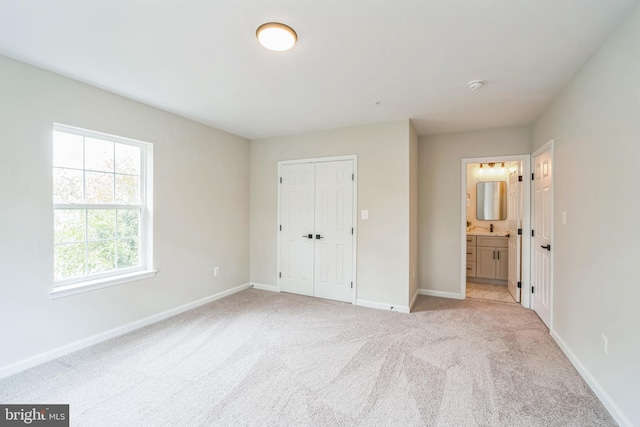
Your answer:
(313, 161), (354, 303)
(279, 163), (315, 297)
(507, 167), (522, 302)
(532, 149), (552, 327)
(279, 160), (354, 303)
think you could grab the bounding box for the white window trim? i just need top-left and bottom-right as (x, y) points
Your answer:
(49, 269), (157, 299)
(50, 124), (155, 298)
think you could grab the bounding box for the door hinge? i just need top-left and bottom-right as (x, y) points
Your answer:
(279, 224), (282, 231)
(517, 228), (522, 235)
(280, 177), (282, 183)
(351, 227), (354, 235)
(532, 230), (535, 237)
(531, 173), (535, 180)
(531, 286), (535, 294)
(352, 173), (354, 181)
(351, 281), (353, 289)
(518, 175), (523, 182)
(517, 281), (521, 289)
(279, 272), (282, 278)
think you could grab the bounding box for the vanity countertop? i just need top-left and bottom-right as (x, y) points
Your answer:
(466, 231), (508, 237)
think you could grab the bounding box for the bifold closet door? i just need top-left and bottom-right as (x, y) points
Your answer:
(279, 163), (315, 297)
(279, 160), (354, 303)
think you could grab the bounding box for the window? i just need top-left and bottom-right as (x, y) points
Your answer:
(51, 124), (154, 297)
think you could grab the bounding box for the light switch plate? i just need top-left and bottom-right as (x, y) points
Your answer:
(562, 212), (567, 225)
(361, 210), (369, 220)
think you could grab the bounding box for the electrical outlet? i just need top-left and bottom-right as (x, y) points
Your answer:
(601, 333), (608, 355)
(214, 267), (220, 277)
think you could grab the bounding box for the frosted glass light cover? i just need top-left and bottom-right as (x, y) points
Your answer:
(256, 23), (297, 51)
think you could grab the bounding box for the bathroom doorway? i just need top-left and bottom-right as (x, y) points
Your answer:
(461, 155), (532, 307)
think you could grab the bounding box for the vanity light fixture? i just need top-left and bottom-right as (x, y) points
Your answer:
(478, 162), (508, 176)
(256, 22), (297, 51)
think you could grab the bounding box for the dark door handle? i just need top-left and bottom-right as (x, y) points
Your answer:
(302, 234), (312, 239)
(541, 244), (551, 251)
(316, 234), (324, 239)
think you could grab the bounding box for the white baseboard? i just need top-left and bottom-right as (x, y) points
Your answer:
(551, 330), (632, 427)
(356, 299), (410, 314)
(418, 289), (464, 300)
(0, 282), (252, 379)
(409, 290), (419, 312)
(249, 282), (280, 292)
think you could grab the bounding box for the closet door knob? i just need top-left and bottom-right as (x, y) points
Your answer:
(316, 234), (324, 239)
(302, 234), (312, 239)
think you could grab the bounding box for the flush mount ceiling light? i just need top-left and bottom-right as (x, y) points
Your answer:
(256, 22), (297, 51)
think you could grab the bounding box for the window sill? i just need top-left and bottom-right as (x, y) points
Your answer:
(49, 270), (157, 299)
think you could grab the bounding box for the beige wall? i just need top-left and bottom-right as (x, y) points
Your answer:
(0, 55), (250, 368)
(250, 120), (412, 308)
(409, 122), (419, 305)
(533, 5), (640, 424)
(418, 127), (531, 295)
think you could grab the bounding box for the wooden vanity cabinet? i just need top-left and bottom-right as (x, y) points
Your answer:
(476, 236), (508, 280)
(467, 235), (508, 283)
(466, 236), (477, 277)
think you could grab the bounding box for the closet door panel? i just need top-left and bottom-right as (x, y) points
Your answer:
(313, 160), (353, 303)
(279, 163), (315, 297)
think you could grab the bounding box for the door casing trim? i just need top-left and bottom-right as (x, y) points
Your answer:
(460, 154), (532, 307)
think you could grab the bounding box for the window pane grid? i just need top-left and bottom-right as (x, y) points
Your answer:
(84, 238), (117, 244)
(54, 207), (141, 279)
(53, 165), (140, 178)
(84, 208), (89, 276)
(54, 241), (87, 247)
(53, 124), (147, 285)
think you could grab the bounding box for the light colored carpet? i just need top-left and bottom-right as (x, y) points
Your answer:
(0, 290), (615, 426)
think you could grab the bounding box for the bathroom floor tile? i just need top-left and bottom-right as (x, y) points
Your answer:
(466, 282), (517, 304)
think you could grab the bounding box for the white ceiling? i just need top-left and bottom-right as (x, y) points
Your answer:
(0, 0), (637, 139)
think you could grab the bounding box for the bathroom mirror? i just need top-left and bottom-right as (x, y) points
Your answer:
(476, 181), (507, 220)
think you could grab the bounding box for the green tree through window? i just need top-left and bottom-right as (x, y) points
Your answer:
(53, 125), (149, 284)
